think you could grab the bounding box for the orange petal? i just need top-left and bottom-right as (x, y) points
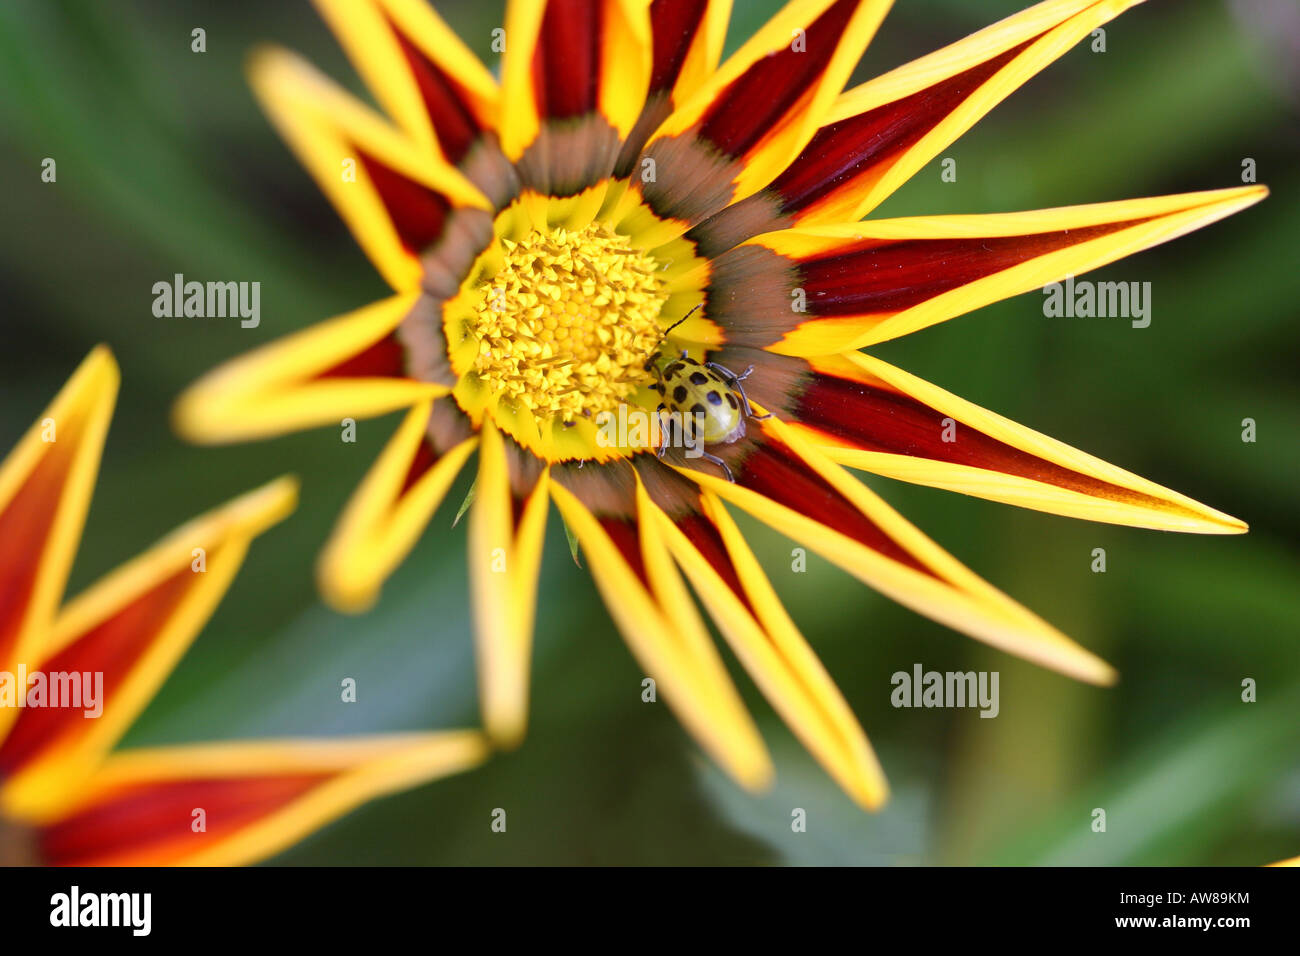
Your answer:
(34, 732), (487, 865)
(0, 478), (298, 819)
(0, 347), (117, 672)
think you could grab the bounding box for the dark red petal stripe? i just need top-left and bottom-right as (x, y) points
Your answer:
(705, 216), (1149, 348)
(797, 221), (1143, 318)
(385, 19), (483, 165)
(0, 425), (79, 666)
(638, 0), (867, 227)
(648, 0), (709, 93)
(615, 0), (710, 178)
(783, 44), (1029, 217)
(695, 0), (858, 158)
(534, 0), (604, 120)
(717, 345), (1208, 519)
(316, 333), (408, 381)
(634, 457), (759, 615)
(600, 513), (650, 585)
(375, 12), (518, 210)
(671, 428), (933, 577)
(0, 563), (196, 778)
(39, 774), (329, 866)
(357, 151), (450, 255)
(693, 41), (1035, 255)
(553, 461), (652, 587)
(401, 437), (441, 496)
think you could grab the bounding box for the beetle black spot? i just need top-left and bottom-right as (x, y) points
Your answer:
(691, 402), (705, 415)
(664, 362), (682, 378)
(726, 393), (738, 409)
(706, 390), (722, 406)
(673, 385), (687, 403)
(689, 371), (708, 386)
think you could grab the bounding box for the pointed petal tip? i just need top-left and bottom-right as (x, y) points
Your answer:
(238, 474), (300, 524)
(854, 782), (890, 813)
(315, 555), (381, 615)
(245, 42), (300, 88)
(1203, 183), (1268, 217)
(484, 715), (528, 752)
(171, 377), (233, 446)
(734, 756), (776, 794)
(1083, 657), (1119, 687)
(72, 344), (120, 404)
(83, 343), (118, 374)
(1215, 514), (1249, 535)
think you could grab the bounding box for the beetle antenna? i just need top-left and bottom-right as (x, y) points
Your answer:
(660, 303), (701, 339)
(641, 303), (703, 372)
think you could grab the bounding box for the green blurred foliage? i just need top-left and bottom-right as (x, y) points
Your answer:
(0, 0), (1296, 865)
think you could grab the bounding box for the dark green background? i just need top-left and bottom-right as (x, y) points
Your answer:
(1, 0), (1296, 864)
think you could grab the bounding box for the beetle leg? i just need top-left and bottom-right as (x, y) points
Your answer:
(700, 451), (735, 483)
(706, 361), (772, 421)
(656, 404), (669, 459)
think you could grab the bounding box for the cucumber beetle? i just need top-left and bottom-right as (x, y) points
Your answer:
(644, 304), (770, 481)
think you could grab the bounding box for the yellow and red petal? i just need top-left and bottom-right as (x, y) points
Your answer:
(550, 462), (772, 789)
(671, 418), (1116, 685)
(248, 46), (492, 292)
(0, 477), (298, 819)
(467, 421), (550, 747)
(318, 401), (477, 613)
(727, 347), (1245, 534)
(636, 459), (887, 808)
(312, 0), (518, 208)
(702, 187), (1266, 354)
(173, 292), (447, 444)
(613, 0), (733, 176)
(33, 731), (487, 865)
(0, 348), (117, 674)
(691, 0), (1145, 254)
(630, 0), (891, 237)
(500, 0), (653, 197)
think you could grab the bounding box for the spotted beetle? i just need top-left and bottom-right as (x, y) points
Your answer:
(644, 304), (770, 481)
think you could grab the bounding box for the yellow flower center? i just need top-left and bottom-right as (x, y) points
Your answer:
(469, 221), (667, 422)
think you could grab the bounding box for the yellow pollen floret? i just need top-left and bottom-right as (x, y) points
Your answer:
(469, 222), (668, 422)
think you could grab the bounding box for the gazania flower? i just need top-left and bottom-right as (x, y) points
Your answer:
(0, 348), (486, 865)
(176, 0), (1264, 809)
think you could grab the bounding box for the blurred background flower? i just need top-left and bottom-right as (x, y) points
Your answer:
(1, 0), (1296, 864)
